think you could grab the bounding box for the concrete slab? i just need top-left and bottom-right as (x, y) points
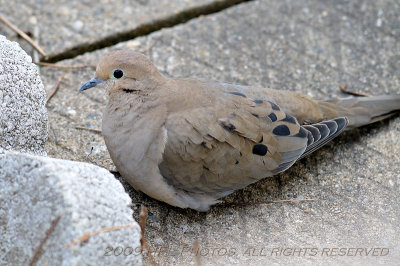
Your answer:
(0, 0), (248, 61)
(39, 0), (399, 265)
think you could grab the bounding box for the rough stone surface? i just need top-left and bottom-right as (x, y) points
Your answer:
(0, 35), (48, 155)
(19, 0), (400, 265)
(0, 152), (142, 266)
(0, 0), (219, 58)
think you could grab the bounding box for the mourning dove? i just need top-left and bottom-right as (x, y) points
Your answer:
(80, 50), (400, 211)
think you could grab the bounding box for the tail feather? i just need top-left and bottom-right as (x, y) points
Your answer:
(300, 117), (348, 159)
(321, 95), (400, 129)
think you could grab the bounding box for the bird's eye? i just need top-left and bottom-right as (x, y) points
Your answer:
(112, 69), (124, 79)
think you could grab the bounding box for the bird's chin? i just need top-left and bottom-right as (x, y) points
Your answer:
(105, 82), (119, 96)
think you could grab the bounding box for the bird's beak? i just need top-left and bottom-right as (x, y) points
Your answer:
(79, 78), (104, 92)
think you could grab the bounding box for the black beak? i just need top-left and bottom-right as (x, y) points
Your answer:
(79, 78), (104, 92)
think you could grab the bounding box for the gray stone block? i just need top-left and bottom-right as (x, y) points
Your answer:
(0, 152), (142, 266)
(0, 35), (48, 156)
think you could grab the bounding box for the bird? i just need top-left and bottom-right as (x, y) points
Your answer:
(80, 50), (400, 211)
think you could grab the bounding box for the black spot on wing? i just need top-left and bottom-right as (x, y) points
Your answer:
(252, 144), (268, 156)
(251, 113), (259, 118)
(221, 123), (236, 131)
(226, 91), (246, 98)
(218, 118), (236, 132)
(273, 124), (290, 136)
(268, 101), (280, 110)
(122, 88), (138, 93)
(282, 114), (297, 124)
(268, 113), (277, 122)
(253, 99), (263, 104)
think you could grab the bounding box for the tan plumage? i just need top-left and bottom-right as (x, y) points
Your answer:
(80, 50), (400, 211)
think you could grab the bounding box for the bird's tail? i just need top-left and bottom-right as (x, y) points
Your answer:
(318, 95), (400, 129)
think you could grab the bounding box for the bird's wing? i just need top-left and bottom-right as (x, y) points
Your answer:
(160, 91), (315, 196)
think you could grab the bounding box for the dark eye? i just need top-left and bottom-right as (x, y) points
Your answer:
(112, 69), (124, 79)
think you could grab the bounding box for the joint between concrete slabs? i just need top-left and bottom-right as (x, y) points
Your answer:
(42, 0), (254, 63)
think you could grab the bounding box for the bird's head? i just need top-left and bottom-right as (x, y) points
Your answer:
(79, 50), (165, 95)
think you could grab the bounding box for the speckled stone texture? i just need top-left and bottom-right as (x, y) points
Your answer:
(0, 0), (218, 57)
(2, 0), (399, 265)
(0, 152), (142, 266)
(0, 35), (48, 155)
(39, 0), (399, 265)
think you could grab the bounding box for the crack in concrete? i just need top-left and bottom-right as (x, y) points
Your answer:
(42, 0), (254, 63)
